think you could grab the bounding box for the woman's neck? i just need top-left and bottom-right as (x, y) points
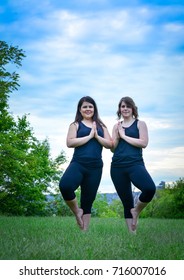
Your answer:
(82, 118), (93, 127)
(122, 117), (135, 127)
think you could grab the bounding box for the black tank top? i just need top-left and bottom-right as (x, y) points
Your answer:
(72, 122), (104, 167)
(111, 119), (144, 167)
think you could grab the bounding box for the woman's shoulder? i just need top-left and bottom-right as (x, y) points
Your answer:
(69, 122), (79, 130)
(112, 121), (120, 129)
(137, 119), (147, 129)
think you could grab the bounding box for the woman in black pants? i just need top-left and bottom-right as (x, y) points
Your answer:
(59, 96), (112, 231)
(111, 97), (156, 233)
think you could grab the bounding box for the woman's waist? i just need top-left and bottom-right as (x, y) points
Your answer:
(71, 156), (103, 167)
(111, 154), (143, 166)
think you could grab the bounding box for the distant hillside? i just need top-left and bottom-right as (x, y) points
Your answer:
(100, 181), (165, 204)
(100, 192), (140, 204)
(47, 181), (165, 204)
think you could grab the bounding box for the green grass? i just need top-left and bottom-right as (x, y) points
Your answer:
(0, 216), (183, 260)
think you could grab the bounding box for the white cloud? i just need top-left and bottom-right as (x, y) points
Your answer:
(144, 146), (184, 183)
(3, 0), (184, 191)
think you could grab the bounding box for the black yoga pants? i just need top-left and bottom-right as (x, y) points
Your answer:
(110, 164), (156, 218)
(59, 161), (102, 214)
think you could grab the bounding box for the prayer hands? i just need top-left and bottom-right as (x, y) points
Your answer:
(89, 121), (98, 139)
(117, 122), (125, 139)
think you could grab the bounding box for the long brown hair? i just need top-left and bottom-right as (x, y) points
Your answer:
(117, 96), (139, 119)
(74, 96), (106, 128)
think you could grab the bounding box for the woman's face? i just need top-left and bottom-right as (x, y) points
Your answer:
(80, 101), (94, 120)
(120, 101), (133, 118)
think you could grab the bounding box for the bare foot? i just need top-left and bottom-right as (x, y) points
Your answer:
(130, 208), (138, 231)
(75, 208), (83, 229)
(82, 214), (91, 231)
(130, 229), (137, 235)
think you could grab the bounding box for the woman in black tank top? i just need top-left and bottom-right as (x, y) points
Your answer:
(59, 96), (112, 231)
(111, 97), (156, 234)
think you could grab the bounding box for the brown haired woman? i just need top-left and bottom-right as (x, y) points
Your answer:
(59, 96), (112, 231)
(111, 96), (156, 233)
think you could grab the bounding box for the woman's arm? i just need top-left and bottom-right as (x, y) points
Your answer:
(66, 123), (95, 148)
(118, 120), (148, 148)
(95, 123), (113, 149)
(111, 123), (120, 152)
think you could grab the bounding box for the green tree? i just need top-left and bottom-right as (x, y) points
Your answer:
(141, 178), (184, 219)
(92, 193), (117, 217)
(109, 199), (124, 218)
(166, 178), (184, 218)
(0, 41), (66, 215)
(0, 41), (25, 109)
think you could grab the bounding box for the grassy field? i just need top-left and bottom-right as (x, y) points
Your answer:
(0, 216), (183, 260)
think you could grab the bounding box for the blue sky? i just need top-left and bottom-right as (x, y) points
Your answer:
(1, 0), (184, 192)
